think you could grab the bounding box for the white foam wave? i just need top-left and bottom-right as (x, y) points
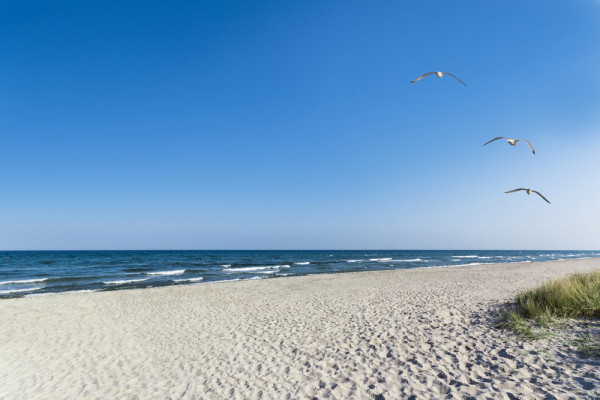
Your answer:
(257, 270), (277, 274)
(208, 278), (242, 284)
(225, 266), (274, 272)
(0, 278), (48, 285)
(346, 260), (363, 263)
(370, 258), (392, 261)
(221, 264), (232, 268)
(226, 265), (289, 273)
(173, 277), (204, 283)
(449, 262), (484, 267)
(294, 262), (310, 265)
(146, 269), (185, 276)
(422, 262), (485, 269)
(0, 287), (43, 295)
(392, 258), (422, 262)
(25, 289), (98, 297)
(103, 278), (149, 285)
(451, 255), (491, 260)
(207, 277), (263, 284)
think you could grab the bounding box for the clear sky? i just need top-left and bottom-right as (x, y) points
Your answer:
(2, 0), (599, 250)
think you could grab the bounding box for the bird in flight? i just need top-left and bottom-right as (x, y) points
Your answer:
(505, 188), (550, 204)
(482, 137), (535, 154)
(409, 71), (467, 86)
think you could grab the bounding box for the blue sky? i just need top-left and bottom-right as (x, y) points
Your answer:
(1, 0), (599, 250)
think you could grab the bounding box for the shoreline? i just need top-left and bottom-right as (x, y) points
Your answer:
(1, 258), (599, 399)
(5, 255), (600, 300)
(2, 251), (599, 300)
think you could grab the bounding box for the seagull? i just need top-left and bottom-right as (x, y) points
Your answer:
(409, 71), (467, 86)
(505, 188), (550, 204)
(482, 137), (535, 154)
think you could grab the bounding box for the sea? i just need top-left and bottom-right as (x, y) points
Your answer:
(1, 250), (599, 299)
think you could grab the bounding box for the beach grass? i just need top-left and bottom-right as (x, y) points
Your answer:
(501, 270), (600, 358)
(515, 270), (600, 319)
(572, 331), (600, 357)
(500, 307), (552, 340)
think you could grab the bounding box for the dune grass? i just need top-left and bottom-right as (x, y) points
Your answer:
(501, 270), (600, 345)
(515, 270), (600, 319)
(572, 331), (600, 358)
(500, 308), (552, 340)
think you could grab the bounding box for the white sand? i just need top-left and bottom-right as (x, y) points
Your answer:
(1, 259), (599, 399)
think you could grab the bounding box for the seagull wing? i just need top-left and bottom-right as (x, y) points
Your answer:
(517, 139), (535, 155)
(532, 191), (551, 204)
(409, 72), (436, 83)
(504, 188), (527, 194)
(442, 72), (467, 86)
(482, 137), (508, 146)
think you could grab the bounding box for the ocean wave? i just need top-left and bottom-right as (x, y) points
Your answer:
(173, 277), (204, 283)
(221, 264), (232, 268)
(0, 287), (43, 295)
(449, 262), (484, 267)
(294, 262), (310, 265)
(369, 258), (392, 261)
(208, 278), (242, 283)
(346, 260), (363, 263)
(146, 269), (185, 276)
(391, 258), (422, 262)
(207, 277), (263, 284)
(423, 262), (485, 269)
(103, 278), (150, 285)
(25, 289), (98, 297)
(225, 266), (274, 272)
(451, 255), (479, 258)
(0, 278), (48, 285)
(421, 260), (532, 270)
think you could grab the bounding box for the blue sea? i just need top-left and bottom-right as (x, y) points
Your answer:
(1, 250), (599, 299)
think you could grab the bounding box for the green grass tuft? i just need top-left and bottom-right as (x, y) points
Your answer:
(573, 331), (600, 357)
(499, 307), (551, 340)
(500, 269), (600, 359)
(515, 270), (600, 319)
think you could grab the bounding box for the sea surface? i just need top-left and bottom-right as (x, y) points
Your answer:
(1, 250), (599, 299)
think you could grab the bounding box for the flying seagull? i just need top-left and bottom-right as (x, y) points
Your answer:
(505, 188), (550, 204)
(482, 137), (535, 154)
(409, 71), (467, 86)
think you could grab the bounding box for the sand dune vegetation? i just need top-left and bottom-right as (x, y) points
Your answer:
(502, 270), (600, 357)
(516, 270), (600, 319)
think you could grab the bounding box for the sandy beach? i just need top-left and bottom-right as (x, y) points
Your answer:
(1, 258), (599, 399)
